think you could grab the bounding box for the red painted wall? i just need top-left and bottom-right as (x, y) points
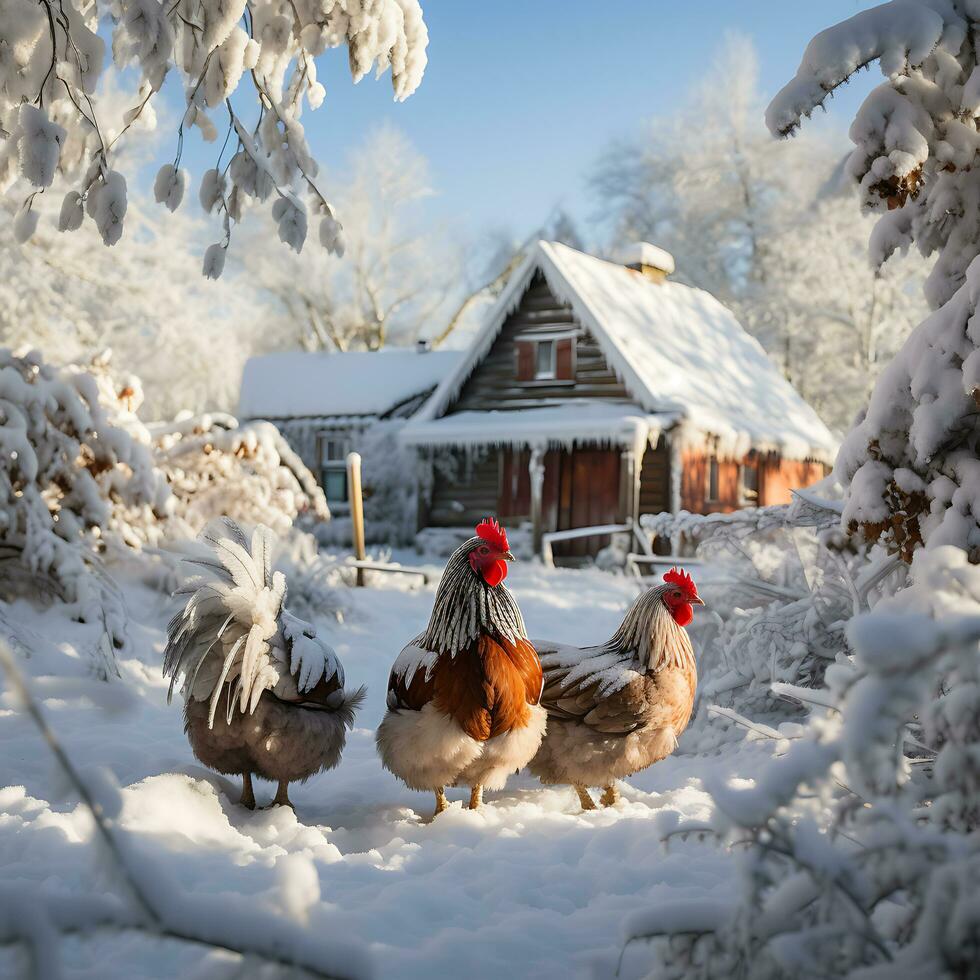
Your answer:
(680, 451), (828, 513)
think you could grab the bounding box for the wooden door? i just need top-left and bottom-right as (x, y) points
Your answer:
(554, 448), (622, 559)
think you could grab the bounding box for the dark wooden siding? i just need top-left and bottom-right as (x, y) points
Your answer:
(428, 451), (499, 526)
(450, 272), (630, 412)
(638, 436), (671, 516)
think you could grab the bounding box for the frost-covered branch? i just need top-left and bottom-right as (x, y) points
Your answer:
(0, 0), (428, 273)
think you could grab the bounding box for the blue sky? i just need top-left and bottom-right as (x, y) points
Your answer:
(293, 1), (879, 243)
(166, 1), (880, 253)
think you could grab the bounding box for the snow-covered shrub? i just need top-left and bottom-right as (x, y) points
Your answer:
(1, 0), (428, 272)
(766, 1), (980, 560)
(629, 546), (980, 979)
(0, 348), (170, 643)
(150, 413), (329, 540)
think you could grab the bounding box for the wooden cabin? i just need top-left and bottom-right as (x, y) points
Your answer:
(402, 241), (835, 559)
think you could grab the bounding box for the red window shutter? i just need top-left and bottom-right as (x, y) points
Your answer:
(516, 340), (535, 381)
(555, 337), (574, 380)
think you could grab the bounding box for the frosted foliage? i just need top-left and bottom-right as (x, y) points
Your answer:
(768, 1), (980, 559)
(0, 344), (328, 651)
(0, 0), (427, 268)
(637, 546), (980, 980)
(0, 348), (170, 644)
(0, 195), (265, 419)
(150, 413), (329, 539)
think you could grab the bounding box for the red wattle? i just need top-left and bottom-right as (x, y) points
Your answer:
(672, 602), (693, 627)
(482, 559), (507, 588)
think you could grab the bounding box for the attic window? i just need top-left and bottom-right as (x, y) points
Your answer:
(535, 340), (556, 380)
(516, 336), (575, 383)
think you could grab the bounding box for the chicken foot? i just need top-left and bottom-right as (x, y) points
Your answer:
(468, 785), (483, 810)
(600, 784), (621, 807)
(272, 779), (294, 809)
(575, 785), (597, 811)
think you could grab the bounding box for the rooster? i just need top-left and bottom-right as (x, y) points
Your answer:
(163, 518), (365, 809)
(528, 568), (702, 810)
(376, 518), (545, 816)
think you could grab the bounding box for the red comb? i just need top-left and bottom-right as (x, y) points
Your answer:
(664, 567), (697, 596)
(475, 517), (509, 552)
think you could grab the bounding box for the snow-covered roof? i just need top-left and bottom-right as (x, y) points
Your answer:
(414, 241), (837, 462)
(239, 349), (464, 421)
(402, 403), (676, 457)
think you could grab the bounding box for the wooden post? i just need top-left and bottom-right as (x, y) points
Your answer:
(347, 452), (366, 586)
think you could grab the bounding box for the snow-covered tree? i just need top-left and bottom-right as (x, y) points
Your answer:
(250, 125), (456, 351)
(767, 0), (980, 561)
(0, 0), (428, 271)
(592, 34), (927, 433)
(0, 193), (265, 418)
(0, 347), (170, 644)
(759, 185), (927, 431)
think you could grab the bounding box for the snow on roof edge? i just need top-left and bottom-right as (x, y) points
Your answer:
(402, 404), (671, 458)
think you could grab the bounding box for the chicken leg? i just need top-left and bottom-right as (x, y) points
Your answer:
(240, 772), (256, 810)
(468, 785), (483, 810)
(433, 786), (448, 816)
(575, 785), (597, 811)
(600, 784), (620, 807)
(273, 779), (293, 809)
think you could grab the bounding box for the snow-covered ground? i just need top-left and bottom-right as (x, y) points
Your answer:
(0, 556), (765, 980)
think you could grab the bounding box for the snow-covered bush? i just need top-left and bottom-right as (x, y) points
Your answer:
(766, 1), (980, 560)
(150, 412), (329, 540)
(0, 348), (170, 643)
(0, 348), (331, 649)
(628, 546), (980, 979)
(0, 0), (428, 271)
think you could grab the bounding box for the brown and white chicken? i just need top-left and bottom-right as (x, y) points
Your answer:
(528, 568), (701, 810)
(164, 518), (365, 809)
(376, 518), (545, 816)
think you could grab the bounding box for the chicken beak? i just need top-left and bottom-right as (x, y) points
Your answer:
(692, 594), (705, 605)
(502, 550), (516, 562)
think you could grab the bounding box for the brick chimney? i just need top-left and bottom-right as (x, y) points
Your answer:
(620, 242), (675, 284)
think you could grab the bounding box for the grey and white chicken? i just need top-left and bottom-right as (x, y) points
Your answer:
(528, 568), (701, 810)
(163, 518), (365, 809)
